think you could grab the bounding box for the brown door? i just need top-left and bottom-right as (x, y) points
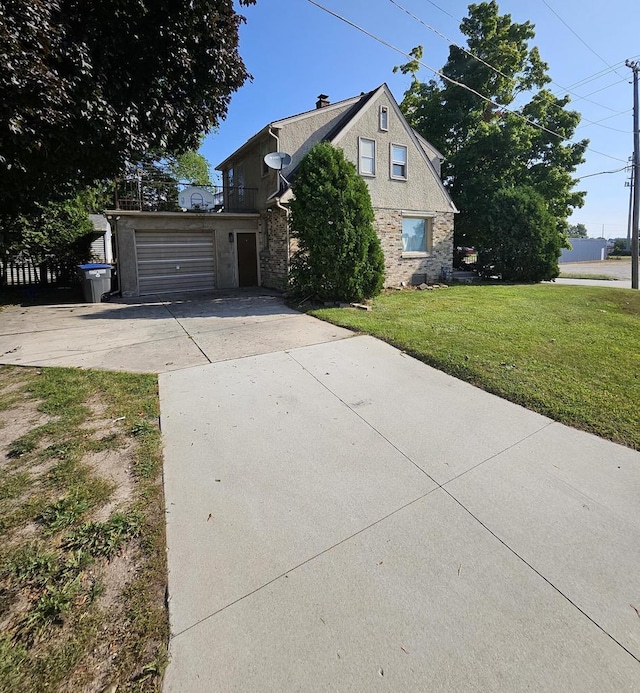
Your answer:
(237, 232), (258, 287)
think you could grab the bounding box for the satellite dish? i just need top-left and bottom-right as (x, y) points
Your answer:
(178, 186), (216, 211)
(264, 152), (292, 170)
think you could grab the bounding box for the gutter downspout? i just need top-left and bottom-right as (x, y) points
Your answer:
(268, 126), (291, 270)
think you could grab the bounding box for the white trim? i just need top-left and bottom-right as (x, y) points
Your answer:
(400, 210), (436, 217)
(379, 104), (389, 131)
(401, 215), (433, 254)
(390, 143), (408, 180)
(271, 95), (363, 127)
(359, 137), (376, 177)
(332, 85), (386, 144)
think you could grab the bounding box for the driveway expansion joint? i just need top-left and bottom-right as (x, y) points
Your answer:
(161, 300), (212, 365)
(287, 350), (439, 486)
(168, 486), (440, 641)
(441, 487), (640, 667)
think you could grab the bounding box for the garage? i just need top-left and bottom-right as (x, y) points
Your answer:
(114, 212), (261, 297)
(135, 230), (216, 295)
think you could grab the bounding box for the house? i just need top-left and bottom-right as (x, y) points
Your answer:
(217, 83), (457, 290)
(110, 84), (456, 297)
(88, 214), (113, 264)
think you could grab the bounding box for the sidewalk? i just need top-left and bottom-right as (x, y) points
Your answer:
(159, 335), (640, 691)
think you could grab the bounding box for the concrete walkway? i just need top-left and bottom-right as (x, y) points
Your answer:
(160, 335), (640, 691)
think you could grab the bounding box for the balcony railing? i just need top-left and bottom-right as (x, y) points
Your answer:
(112, 180), (258, 213)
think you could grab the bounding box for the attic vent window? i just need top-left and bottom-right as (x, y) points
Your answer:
(316, 94), (330, 109)
(380, 105), (389, 131)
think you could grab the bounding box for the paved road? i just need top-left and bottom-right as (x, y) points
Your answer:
(557, 258), (634, 288)
(560, 258), (632, 281)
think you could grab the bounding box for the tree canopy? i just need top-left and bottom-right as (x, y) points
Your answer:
(289, 142), (385, 302)
(567, 223), (588, 238)
(396, 1), (587, 281)
(0, 0), (253, 217)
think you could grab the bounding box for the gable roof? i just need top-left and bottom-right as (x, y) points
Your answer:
(217, 84), (457, 213)
(215, 92), (370, 172)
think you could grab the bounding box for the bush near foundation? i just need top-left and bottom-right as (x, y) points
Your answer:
(289, 142), (385, 302)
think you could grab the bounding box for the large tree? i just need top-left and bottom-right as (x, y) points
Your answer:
(0, 0), (253, 217)
(289, 142), (385, 302)
(396, 1), (587, 281)
(567, 223), (588, 238)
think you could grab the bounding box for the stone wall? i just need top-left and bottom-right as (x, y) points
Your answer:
(259, 207), (290, 290)
(374, 209), (454, 286)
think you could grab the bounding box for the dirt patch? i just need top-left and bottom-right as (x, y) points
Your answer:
(0, 365), (168, 692)
(85, 444), (136, 522)
(0, 401), (49, 464)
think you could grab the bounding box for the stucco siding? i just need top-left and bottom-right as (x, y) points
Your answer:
(335, 90), (452, 212)
(277, 101), (358, 182)
(113, 212), (260, 297)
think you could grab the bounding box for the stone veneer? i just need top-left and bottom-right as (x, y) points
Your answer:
(259, 207), (454, 290)
(259, 207), (290, 290)
(374, 209), (454, 286)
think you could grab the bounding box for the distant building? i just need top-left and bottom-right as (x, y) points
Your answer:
(559, 237), (607, 263)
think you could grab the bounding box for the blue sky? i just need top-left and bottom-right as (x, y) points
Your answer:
(200, 0), (640, 239)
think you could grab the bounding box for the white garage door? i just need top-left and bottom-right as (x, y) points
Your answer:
(135, 230), (216, 295)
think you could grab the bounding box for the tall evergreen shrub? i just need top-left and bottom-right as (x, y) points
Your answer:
(289, 142), (385, 302)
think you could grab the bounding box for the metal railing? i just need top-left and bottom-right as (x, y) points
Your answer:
(112, 180), (258, 213)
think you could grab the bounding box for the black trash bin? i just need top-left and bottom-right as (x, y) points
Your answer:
(77, 263), (112, 303)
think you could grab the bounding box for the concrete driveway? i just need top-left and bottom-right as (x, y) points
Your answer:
(2, 291), (639, 690)
(159, 336), (640, 690)
(0, 290), (352, 372)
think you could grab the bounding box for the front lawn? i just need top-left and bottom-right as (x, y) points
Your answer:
(0, 366), (168, 692)
(311, 284), (640, 450)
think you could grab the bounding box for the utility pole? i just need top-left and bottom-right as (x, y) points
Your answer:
(626, 59), (639, 289)
(626, 157), (633, 252)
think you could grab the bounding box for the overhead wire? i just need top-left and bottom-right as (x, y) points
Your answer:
(540, 0), (626, 80)
(564, 58), (638, 92)
(388, 0), (625, 117)
(576, 165), (630, 180)
(307, 0), (628, 163)
(576, 109), (633, 131)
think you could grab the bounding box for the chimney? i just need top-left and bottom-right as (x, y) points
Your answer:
(316, 94), (330, 109)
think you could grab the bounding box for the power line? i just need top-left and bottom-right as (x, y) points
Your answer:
(307, 0), (628, 164)
(572, 75), (631, 102)
(540, 0), (626, 80)
(576, 165), (630, 180)
(388, 0), (513, 83)
(423, 0), (454, 19)
(388, 0), (629, 132)
(576, 109), (633, 130)
(564, 58), (639, 92)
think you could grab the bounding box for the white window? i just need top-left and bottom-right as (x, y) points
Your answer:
(359, 137), (376, 176)
(391, 144), (408, 179)
(379, 105), (389, 131)
(402, 217), (432, 254)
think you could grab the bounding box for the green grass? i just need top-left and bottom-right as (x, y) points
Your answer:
(558, 272), (618, 280)
(310, 284), (640, 449)
(0, 365), (168, 692)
